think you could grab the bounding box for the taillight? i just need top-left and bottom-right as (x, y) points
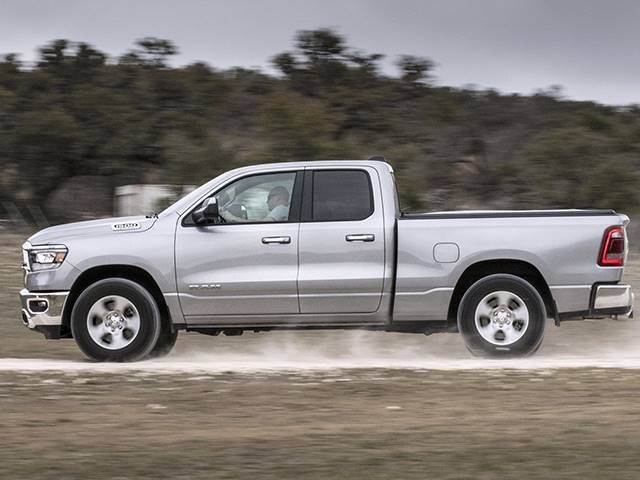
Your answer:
(598, 226), (626, 266)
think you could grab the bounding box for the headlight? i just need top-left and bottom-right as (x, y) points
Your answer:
(23, 244), (68, 272)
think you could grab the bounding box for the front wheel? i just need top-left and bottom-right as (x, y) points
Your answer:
(457, 274), (546, 357)
(70, 278), (162, 362)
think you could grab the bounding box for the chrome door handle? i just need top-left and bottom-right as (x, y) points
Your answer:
(262, 236), (291, 244)
(346, 234), (375, 242)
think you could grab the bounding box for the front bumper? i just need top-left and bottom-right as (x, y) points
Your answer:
(19, 289), (69, 333)
(592, 284), (634, 319)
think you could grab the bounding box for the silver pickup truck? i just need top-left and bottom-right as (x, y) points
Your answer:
(19, 159), (634, 361)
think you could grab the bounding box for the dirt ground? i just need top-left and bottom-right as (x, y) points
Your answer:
(2, 232), (640, 479)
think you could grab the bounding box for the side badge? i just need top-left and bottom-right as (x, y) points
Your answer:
(112, 222), (141, 232)
(189, 284), (222, 290)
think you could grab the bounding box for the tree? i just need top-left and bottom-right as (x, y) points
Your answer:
(397, 55), (434, 84)
(120, 37), (177, 68)
(272, 28), (383, 94)
(521, 126), (638, 209)
(256, 90), (337, 161)
(10, 109), (79, 200)
(74, 43), (107, 70)
(295, 28), (346, 62)
(37, 39), (69, 69)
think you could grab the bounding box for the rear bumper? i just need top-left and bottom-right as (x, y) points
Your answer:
(19, 288), (68, 331)
(591, 284), (634, 319)
(557, 284), (634, 321)
(594, 284), (633, 310)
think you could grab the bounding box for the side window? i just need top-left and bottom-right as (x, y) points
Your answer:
(312, 170), (373, 222)
(216, 172), (296, 224)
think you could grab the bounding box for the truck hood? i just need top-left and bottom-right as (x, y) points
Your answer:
(28, 216), (158, 245)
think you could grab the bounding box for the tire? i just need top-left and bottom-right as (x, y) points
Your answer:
(457, 274), (546, 357)
(70, 278), (162, 362)
(147, 329), (178, 359)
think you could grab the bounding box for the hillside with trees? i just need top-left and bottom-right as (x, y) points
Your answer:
(1, 28), (639, 223)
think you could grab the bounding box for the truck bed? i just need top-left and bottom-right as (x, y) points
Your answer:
(393, 209), (628, 322)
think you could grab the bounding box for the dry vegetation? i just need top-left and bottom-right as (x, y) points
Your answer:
(2, 30), (640, 222)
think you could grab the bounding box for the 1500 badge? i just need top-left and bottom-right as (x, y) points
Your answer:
(111, 222), (141, 231)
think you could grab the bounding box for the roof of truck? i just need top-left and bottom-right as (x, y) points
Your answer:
(230, 159), (393, 171)
(165, 159), (393, 216)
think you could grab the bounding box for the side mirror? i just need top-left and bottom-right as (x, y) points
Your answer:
(192, 197), (219, 225)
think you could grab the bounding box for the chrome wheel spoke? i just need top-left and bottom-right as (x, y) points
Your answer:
(108, 332), (127, 349)
(89, 300), (110, 318)
(476, 301), (493, 319)
(87, 322), (107, 339)
(494, 291), (511, 307)
(510, 303), (529, 323)
(501, 326), (519, 344)
(111, 296), (129, 313)
(478, 318), (495, 331)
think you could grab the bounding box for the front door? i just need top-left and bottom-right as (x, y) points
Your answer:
(175, 170), (301, 319)
(297, 168), (386, 314)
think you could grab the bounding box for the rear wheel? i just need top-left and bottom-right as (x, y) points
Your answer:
(71, 278), (161, 362)
(457, 274), (546, 357)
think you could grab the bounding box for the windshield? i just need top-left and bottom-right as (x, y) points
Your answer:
(158, 170), (234, 217)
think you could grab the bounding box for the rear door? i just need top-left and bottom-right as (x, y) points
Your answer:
(297, 167), (386, 314)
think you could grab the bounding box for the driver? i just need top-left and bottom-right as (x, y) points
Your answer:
(220, 186), (290, 223)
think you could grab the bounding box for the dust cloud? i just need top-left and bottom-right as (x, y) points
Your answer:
(1, 317), (639, 373)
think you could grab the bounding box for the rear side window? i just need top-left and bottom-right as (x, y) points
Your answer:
(312, 170), (373, 221)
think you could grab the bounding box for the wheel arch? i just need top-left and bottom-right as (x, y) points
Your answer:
(62, 265), (172, 335)
(447, 259), (557, 327)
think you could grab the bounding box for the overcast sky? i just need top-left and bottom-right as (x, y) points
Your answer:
(2, 0), (639, 105)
